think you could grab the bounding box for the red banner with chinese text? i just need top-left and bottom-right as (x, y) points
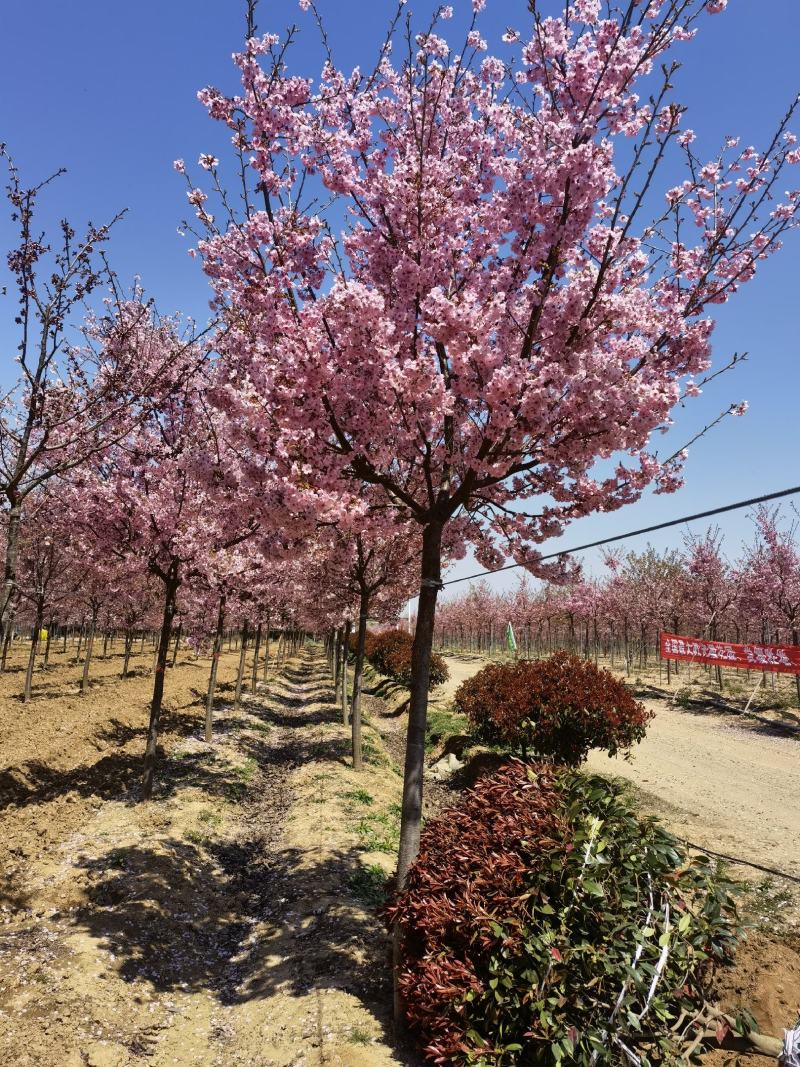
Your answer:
(659, 632), (800, 674)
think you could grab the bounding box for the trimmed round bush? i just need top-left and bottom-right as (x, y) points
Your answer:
(359, 628), (449, 690)
(369, 629), (413, 677)
(387, 761), (739, 1066)
(453, 651), (651, 764)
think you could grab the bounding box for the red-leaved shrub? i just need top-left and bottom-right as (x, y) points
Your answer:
(453, 651), (651, 764)
(358, 628), (449, 690)
(387, 762), (567, 1063)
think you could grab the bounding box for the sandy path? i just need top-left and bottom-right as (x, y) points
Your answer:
(586, 700), (800, 880)
(440, 656), (800, 884)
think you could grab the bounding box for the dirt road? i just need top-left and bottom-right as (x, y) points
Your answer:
(439, 655), (800, 887)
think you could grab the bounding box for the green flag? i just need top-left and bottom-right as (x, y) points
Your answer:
(505, 622), (517, 654)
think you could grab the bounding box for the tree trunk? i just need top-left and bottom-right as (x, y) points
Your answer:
(234, 620), (249, 712)
(333, 628), (341, 697)
(624, 623), (630, 676)
(205, 594), (227, 742)
(141, 567), (180, 800)
(80, 611), (98, 695)
(351, 591), (370, 771)
(44, 619), (54, 667)
(274, 633), (282, 675)
(263, 610), (271, 681)
(23, 605), (44, 703)
(393, 520), (444, 1027)
(2, 625), (13, 671)
(250, 621), (262, 693)
(122, 630), (133, 678)
(170, 622), (182, 667)
(396, 520), (443, 884)
(341, 619), (351, 726)
(711, 620), (723, 690)
(0, 502), (23, 651)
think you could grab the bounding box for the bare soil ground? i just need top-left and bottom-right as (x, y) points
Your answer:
(0, 643), (798, 1066)
(0, 641), (228, 912)
(0, 643), (414, 1067)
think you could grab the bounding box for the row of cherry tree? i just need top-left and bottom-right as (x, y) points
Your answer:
(0, 333), (420, 794)
(433, 509), (800, 697)
(3, 0), (800, 882)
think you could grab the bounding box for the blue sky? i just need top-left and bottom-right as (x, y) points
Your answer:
(1, 0), (798, 596)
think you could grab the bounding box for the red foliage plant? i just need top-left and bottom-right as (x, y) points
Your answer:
(453, 651), (651, 765)
(386, 762), (568, 1063)
(359, 628), (449, 690)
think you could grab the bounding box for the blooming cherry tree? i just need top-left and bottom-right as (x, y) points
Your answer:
(740, 507), (800, 701)
(0, 152), (212, 650)
(188, 0), (800, 882)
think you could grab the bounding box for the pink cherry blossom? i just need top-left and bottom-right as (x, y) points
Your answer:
(185, 0), (800, 885)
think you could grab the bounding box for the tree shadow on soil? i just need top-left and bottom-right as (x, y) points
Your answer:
(73, 840), (380, 999)
(650, 686), (800, 739)
(0, 720), (327, 811)
(93, 710), (209, 749)
(363, 676), (409, 703)
(3, 651), (422, 1062)
(66, 659), (421, 1063)
(262, 704), (341, 729)
(12, 669), (144, 700)
(69, 836), (420, 1061)
(236, 678), (352, 761)
(0, 658), (351, 812)
(0, 697), (223, 811)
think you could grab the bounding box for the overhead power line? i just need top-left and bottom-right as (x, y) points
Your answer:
(443, 484), (800, 588)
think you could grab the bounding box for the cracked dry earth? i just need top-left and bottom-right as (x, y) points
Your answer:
(0, 649), (416, 1067)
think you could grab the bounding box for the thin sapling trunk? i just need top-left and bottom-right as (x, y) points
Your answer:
(233, 620), (249, 712)
(250, 621), (262, 692)
(341, 619), (351, 725)
(205, 593), (226, 742)
(80, 610), (98, 695)
(141, 567), (179, 800)
(23, 606), (44, 703)
(122, 630), (133, 678)
(351, 591), (369, 771)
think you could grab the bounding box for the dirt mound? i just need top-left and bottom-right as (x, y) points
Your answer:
(712, 932), (800, 1058)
